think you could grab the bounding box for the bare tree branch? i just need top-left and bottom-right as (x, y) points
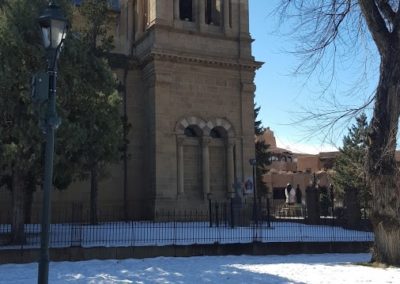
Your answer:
(376, 0), (396, 25)
(272, 0), (400, 266)
(359, 0), (391, 55)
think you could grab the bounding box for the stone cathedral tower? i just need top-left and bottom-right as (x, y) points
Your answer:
(1, 0), (261, 220)
(107, 0), (261, 218)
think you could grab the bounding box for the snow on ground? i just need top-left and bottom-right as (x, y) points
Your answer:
(0, 253), (399, 283)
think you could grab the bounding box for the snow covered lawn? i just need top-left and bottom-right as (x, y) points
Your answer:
(0, 253), (399, 283)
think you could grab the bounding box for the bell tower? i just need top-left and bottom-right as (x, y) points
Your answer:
(109, 0), (261, 217)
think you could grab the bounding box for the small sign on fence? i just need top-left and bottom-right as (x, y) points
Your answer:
(244, 177), (253, 194)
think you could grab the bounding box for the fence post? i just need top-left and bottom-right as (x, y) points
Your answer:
(208, 196), (213, 227)
(173, 210), (177, 245)
(306, 186), (320, 224)
(215, 202), (219, 227)
(223, 203), (227, 226)
(230, 197), (234, 228)
(266, 195), (271, 228)
(70, 203), (82, 247)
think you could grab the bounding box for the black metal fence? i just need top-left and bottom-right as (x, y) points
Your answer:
(0, 202), (374, 250)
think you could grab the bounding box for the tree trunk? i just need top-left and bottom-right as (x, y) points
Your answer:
(24, 174), (35, 224)
(369, 175), (400, 265)
(24, 187), (33, 224)
(367, 55), (400, 266)
(11, 171), (25, 244)
(90, 164), (99, 225)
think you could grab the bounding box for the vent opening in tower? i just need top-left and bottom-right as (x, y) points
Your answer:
(180, 0), (193, 22)
(205, 0), (221, 26)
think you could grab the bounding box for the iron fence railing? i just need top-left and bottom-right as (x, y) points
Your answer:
(0, 202), (374, 250)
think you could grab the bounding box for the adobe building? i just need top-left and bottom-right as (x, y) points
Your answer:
(0, 0), (261, 220)
(259, 128), (338, 205)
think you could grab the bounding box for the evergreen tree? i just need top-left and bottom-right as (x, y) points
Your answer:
(254, 105), (271, 198)
(0, 0), (47, 244)
(319, 186), (331, 216)
(0, 0), (123, 241)
(56, 0), (123, 224)
(333, 113), (370, 213)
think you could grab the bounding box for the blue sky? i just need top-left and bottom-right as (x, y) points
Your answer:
(249, 0), (379, 153)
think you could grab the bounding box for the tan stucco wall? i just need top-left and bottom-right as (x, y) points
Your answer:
(297, 155), (321, 172)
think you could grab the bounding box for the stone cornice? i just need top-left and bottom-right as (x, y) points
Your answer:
(139, 50), (263, 71)
(154, 23), (254, 43)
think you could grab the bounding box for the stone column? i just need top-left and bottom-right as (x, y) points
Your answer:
(226, 139), (235, 194)
(223, 0), (230, 32)
(177, 136), (185, 195)
(199, 0), (205, 30)
(202, 137), (211, 198)
(136, 1), (143, 37)
(193, 0), (198, 22)
(174, 0), (180, 20)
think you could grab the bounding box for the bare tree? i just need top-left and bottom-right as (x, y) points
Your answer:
(275, 0), (400, 265)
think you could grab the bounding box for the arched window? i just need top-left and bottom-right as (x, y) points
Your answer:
(270, 156), (279, 162)
(210, 129), (221, 138)
(210, 126), (227, 139)
(180, 0), (193, 21)
(205, 0), (221, 25)
(184, 125), (202, 137)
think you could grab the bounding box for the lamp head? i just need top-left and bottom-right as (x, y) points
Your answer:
(38, 1), (68, 50)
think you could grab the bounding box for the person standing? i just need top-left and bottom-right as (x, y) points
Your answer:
(295, 184), (302, 204)
(285, 183), (296, 205)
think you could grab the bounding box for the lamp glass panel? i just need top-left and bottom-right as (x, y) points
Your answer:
(50, 19), (66, 48)
(41, 26), (51, 48)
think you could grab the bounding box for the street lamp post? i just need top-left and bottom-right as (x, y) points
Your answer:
(249, 158), (258, 226)
(37, 2), (68, 284)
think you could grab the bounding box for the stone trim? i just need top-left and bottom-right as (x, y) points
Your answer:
(175, 116), (207, 135)
(206, 117), (235, 138)
(140, 50), (263, 71)
(175, 116), (235, 138)
(155, 23), (254, 43)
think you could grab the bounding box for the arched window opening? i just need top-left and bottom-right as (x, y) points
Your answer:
(143, 0), (149, 31)
(184, 125), (202, 137)
(205, 0), (221, 25)
(210, 126), (227, 139)
(180, 0), (193, 21)
(210, 129), (221, 138)
(228, 0), (232, 28)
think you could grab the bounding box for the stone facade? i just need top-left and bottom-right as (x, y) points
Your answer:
(126, 0), (261, 217)
(0, 0), (260, 220)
